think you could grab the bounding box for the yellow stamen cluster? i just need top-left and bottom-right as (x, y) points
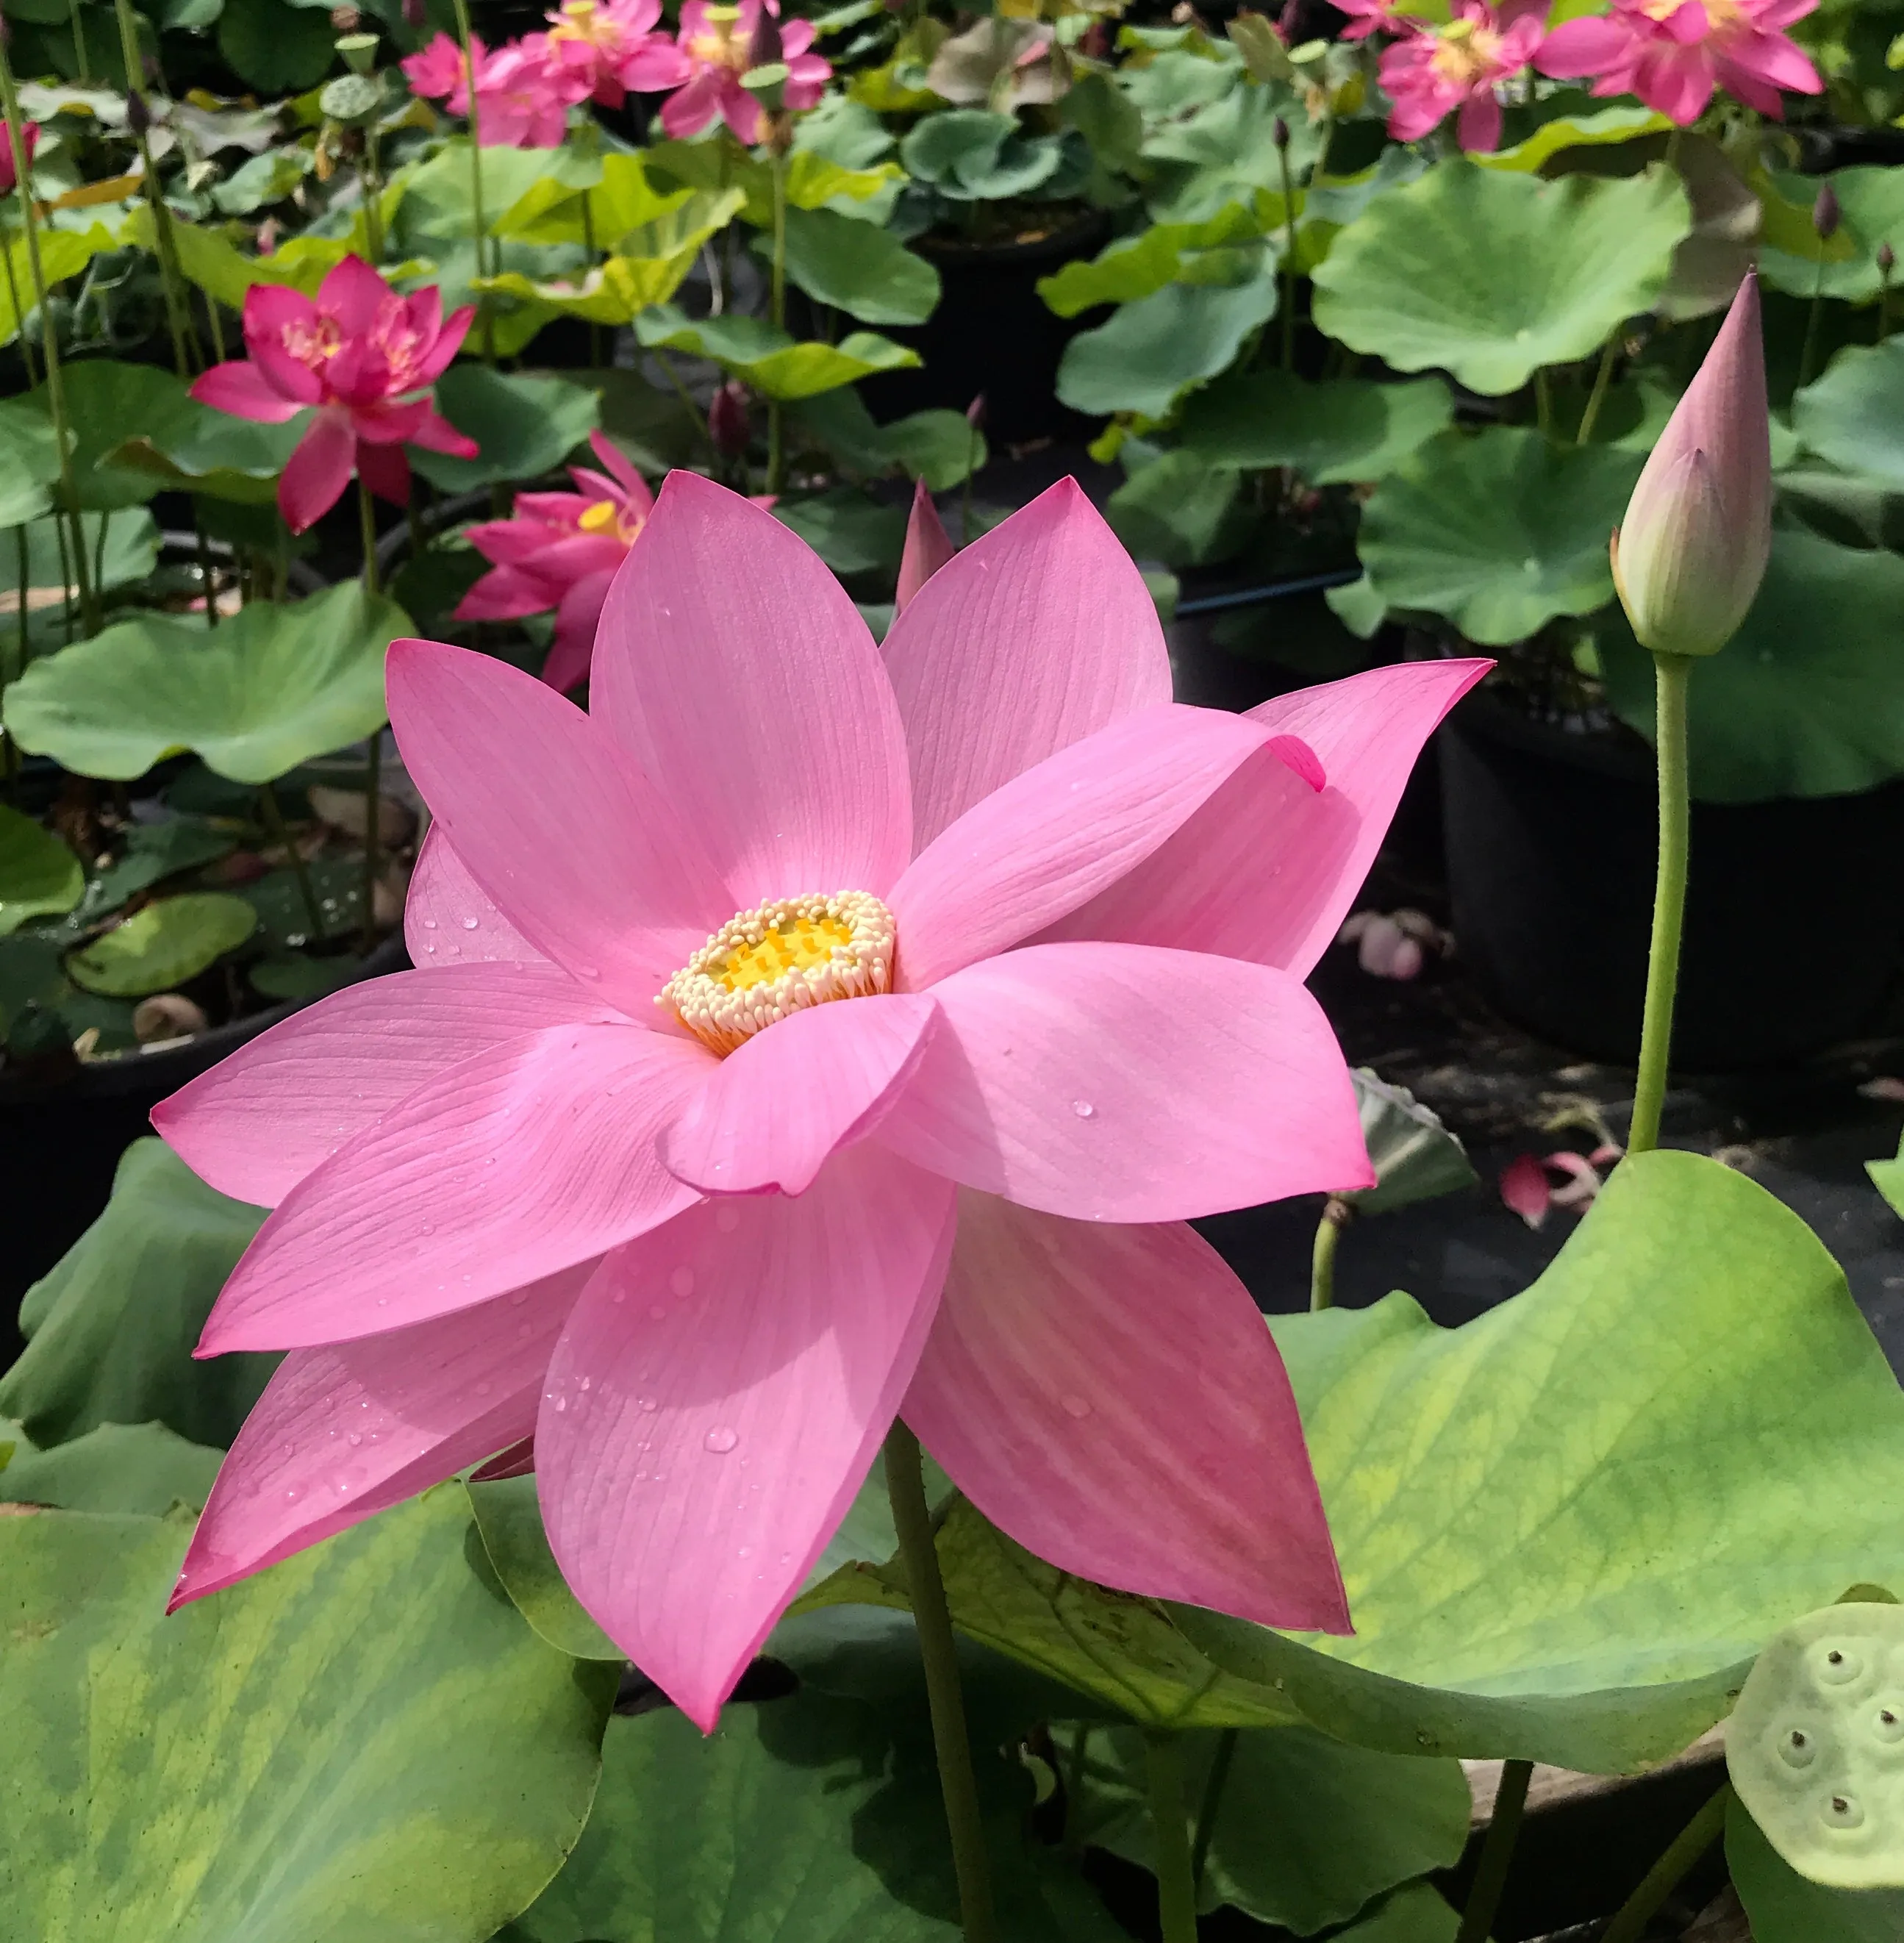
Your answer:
(577, 498), (645, 545)
(659, 890), (895, 1055)
(1430, 15), (1503, 85)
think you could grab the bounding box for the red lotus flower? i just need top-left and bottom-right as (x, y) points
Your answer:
(456, 431), (657, 693)
(541, 0), (668, 107)
(1536, 0), (1820, 123)
(1378, 0), (1546, 152)
(191, 256), (477, 534)
(0, 120), (38, 197)
(401, 29), (572, 146)
(634, 0), (831, 144)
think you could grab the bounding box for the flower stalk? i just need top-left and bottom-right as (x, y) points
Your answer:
(359, 478), (384, 954)
(1145, 1731), (1200, 1943)
(115, 0), (201, 380)
(1310, 1194), (1352, 1311)
(1455, 1758), (1532, 1943)
(0, 31), (97, 637)
(449, 0), (495, 363)
(1598, 1782), (1731, 1943)
(884, 1419), (998, 1943)
(1628, 650), (1690, 1156)
(766, 144), (790, 495)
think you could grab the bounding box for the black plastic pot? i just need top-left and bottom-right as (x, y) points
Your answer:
(1439, 686), (1904, 1069)
(855, 209), (1114, 448)
(2, 931), (409, 1353)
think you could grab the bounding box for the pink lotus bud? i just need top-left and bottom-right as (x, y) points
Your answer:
(895, 478), (954, 613)
(964, 393), (986, 429)
(1813, 182), (1840, 241)
(1610, 271), (1770, 659)
(708, 380), (751, 460)
(404, 0), (427, 27)
(747, 6), (783, 69)
(1880, 242), (1897, 279)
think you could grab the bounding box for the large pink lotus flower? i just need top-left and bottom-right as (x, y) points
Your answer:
(154, 476), (1488, 1729)
(637, 0), (831, 144)
(541, 0), (669, 107)
(192, 256), (476, 534)
(401, 29), (572, 146)
(1379, 0), (1546, 151)
(455, 430), (656, 694)
(1536, 0), (1820, 121)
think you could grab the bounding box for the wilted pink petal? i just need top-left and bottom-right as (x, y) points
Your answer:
(1500, 1153), (1551, 1228)
(895, 479), (955, 614)
(171, 1265), (592, 1608)
(660, 992), (940, 1196)
(153, 963), (620, 1207)
(590, 472), (912, 906)
(537, 1144), (954, 1731)
(882, 479), (1170, 846)
(904, 1192), (1350, 1631)
(873, 942), (1372, 1221)
(1546, 1150), (1603, 1209)
(197, 1025), (712, 1353)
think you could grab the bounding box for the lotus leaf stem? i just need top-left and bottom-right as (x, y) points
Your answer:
(1455, 1757), (1532, 1943)
(115, 0), (201, 379)
(1145, 1731), (1200, 1943)
(1190, 1726), (1238, 1889)
(450, 0), (495, 364)
(1577, 332), (1620, 444)
(1310, 1195), (1351, 1312)
(1597, 1781), (1731, 1943)
(767, 147), (788, 497)
(1628, 651), (1692, 1155)
(884, 1418), (998, 1943)
(258, 780), (324, 943)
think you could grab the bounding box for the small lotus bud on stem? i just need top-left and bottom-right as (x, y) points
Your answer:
(125, 88), (151, 137)
(331, 3), (362, 29)
(1813, 182), (1841, 241)
(403, 0), (426, 26)
(746, 7), (782, 69)
(1610, 271), (1769, 659)
(1880, 241), (1897, 277)
(896, 478), (955, 613)
(1273, 112), (1291, 149)
(708, 380), (751, 460)
(964, 393), (986, 429)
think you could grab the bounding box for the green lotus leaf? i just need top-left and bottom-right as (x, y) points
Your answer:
(1174, 1149), (1904, 1772)
(409, 366), (601, 493)
(900, 109), (1066, 202)
(1358, 426), (1640, 645)
(1794, 340), (1904, 490)
(761, 204), (940, 327)
(468, 1475), (622, 1662)
(1348, 1067), (1478, 1217)
(1037, 196), (1279, 318)
(0, 509), (160, 608)
(1597, 527), (1904, 802)
(0, 802), (81, 936)
(1727, 1601), (1904, 1889)
(504, 1664), (1123, 1943)
(0, 1137), (273, 1450)
(1058, 1722), (1470, 1931)
(1105, 451), (1247, 568)
(1176, 371), (1454, 484)
(0, 1491), (616, 1940)
(4, 582), (405, 784)
(104, 370), (305, 506)
(0, 221), (115, 346)
(1728, 1791), (1904, 1942)
(634, 304), (921, 401)
(1869, 1136), (1904, 1223)
(215, 0), (336, 90)
(1056, 271), (1279, 419)
(1471, 101), (1671, 174)
(84, 815), (237, 919)
(43, 357), (196, 510)
(1311, 160), (1692, 395)
(248, 951), (361, 1002)
(1332, 1882), (1461, 1943)
(136, 211), (361, 309)
(64, 891), (259, 997)
(0, 396), (61, 524)
(0, 1420), (223, 1513)
(789, 389), (988, 489)
(480, 254), (701, 328)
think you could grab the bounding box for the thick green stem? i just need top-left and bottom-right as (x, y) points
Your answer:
(0, 37), (96, 637)
(1310, 1195), (1350, 1312)
(1577, 332), (1619, 444)
(1145, 1732), (1200, 1943)
(450, 0), (495, 364)
(115, 0), (200, 379)
(767, 147), (788, 495)
(1628, 651), (1692, 1156)
(885, 1420), (998, 1943)
(1456, 1758), (1533, 1943)
(360, 126), (384, 264)
(257, 781), (323, 942)
(1599, 1782), (1731, 1943)
(1189, 1728), (1237, 1890)
(68, 0), (92, 79)
(1533, 367), (1555, 437)
(1276, 137), (1297, 372)
(359, 479), (384, 952)
(12, 523), (26, 684)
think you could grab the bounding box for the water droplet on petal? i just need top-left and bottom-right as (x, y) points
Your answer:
(554, 1395), (567, 1413)
(715, 1205), (741, 1234)
(640, 1396), (657, 1411)
(704, 1425), (738, 1454)
(1072, 1100), (1095, 1119)
(670, 1266), (695, 1298)
(462, 916), (479, 930)
(348, 1431), (363, 1447)
(1061, 1392), (1092, 1420)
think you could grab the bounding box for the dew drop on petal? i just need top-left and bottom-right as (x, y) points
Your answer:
(670, 1266), (696, 1298)
(640, 1397), (657, 1412)
(704, 1425), (738, 1454)
(462, 916), (479, 930)
(1061, 1392), (1092, 1420)
(1072, 1100), (1095, 1119)
(715, 1205), (741, 1234)
(348, 1431), (363, 1447)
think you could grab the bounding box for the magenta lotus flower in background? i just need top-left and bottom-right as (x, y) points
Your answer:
(640, 0), (831, 143)
(401, 28), (572, 144)
(1536, 0), (1820, 122)
(1334, 0), (1408, 40)
(895, 479), (955, 615)
(0, 118), (38, 197)
(192, 256), (476, 534)
(1611, 271), (1771, 656)
(401, 30), (476, 105)
(1379, 0), (1545, 151)
(542, 0), (669, 107)
(456, 430), (656, 694)
(154, 474), (1489, 1728)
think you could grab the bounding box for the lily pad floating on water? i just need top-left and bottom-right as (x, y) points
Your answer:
(64, 892), (259, 998)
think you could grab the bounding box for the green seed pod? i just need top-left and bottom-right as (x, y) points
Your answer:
(1729, 1600), (1904, 1890)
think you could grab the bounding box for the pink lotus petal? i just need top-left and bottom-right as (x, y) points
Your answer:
(318, 251), (390, 334)
(1545, 1150), (1603, 1209)
(873, 942), (1372, 1222)
(543, 568), (616, 693)
(895, 479), (954, 615)
(892, 704), (1275, 990)
(190, 359), (307, 424)
(587, 427), (651, 504)
(881, 479), (1170, 848)
(1266, 733), (1325, 792)
(348, 396), (431, 446)
(198, 1023), (713, 1353)
(405, 826), (545, 967)
(414, 304), (476, 385)
(471, 1435), (536, 1480)
(537, 1144), (957, 1728)
(903, 1192), (1349, 1632)
(387, 639), (730, 1018)
(171, 1264), (591, 1608)
(660, 992), (940, 1195)
(1043, 661), (1489, 979)
(455, 562), (554, 623)
(242, 284), (323, 406)
(278, 408), (356, 534)
(152, 962), (620, 1207)
(357, 436), (409, 507)
(408, 406), (480, 459)
(590, 473), (912, 906)
(1500, 1153), (1550, 1229)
